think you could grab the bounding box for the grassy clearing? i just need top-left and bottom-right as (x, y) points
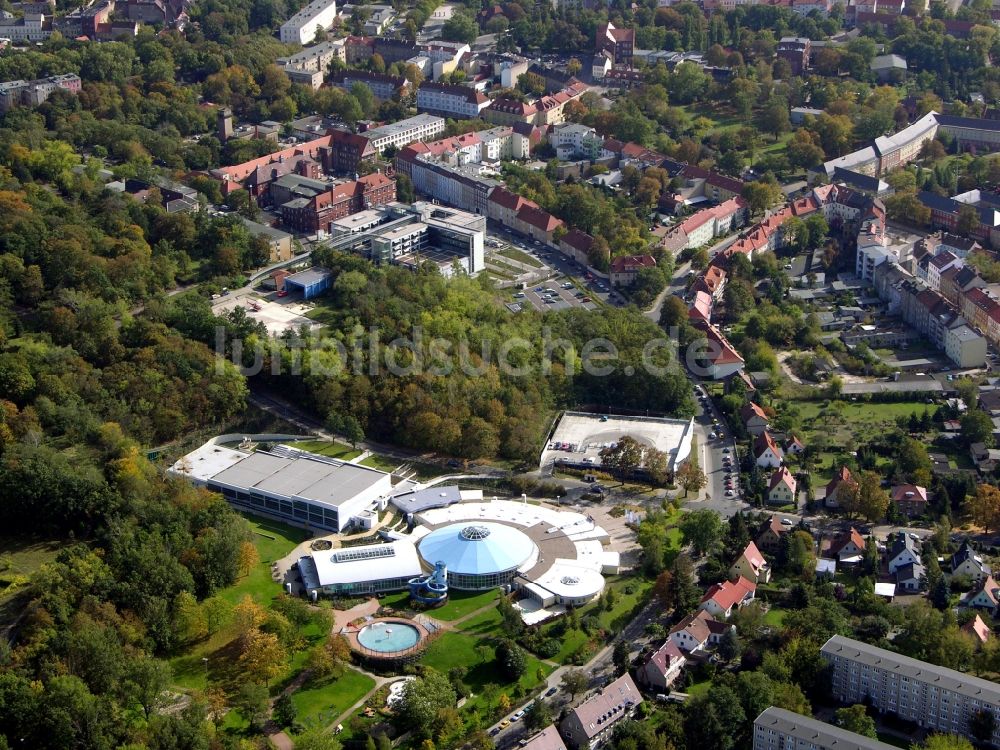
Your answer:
(762, 607), (786, 627)
(360, 453), (402, 473)
(497, 245), (543, 268)
(290, 668), (376, 731)
(423, 631), (554, 712)
(0, 534), (63, 630)
(431, 589), (499, 621)
(168, 515), (312, 693)
(455, 606), (503, 635)
(288, 440), (362, 461)
(686, 679), (712, 697)
(541, 576), (653, 664)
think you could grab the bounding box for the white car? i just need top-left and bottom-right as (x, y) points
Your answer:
(725, 489), (735, 496)
(781, 518), (793, 526)
(709, 432), (717, 439)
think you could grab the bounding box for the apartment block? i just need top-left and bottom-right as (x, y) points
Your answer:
(0, 11), (50, 41)
(754, 707), (897, 750)
(0, 74), (79, 113)
(280, 0), (337, 45)
(338, 71), (408, 101)
(416, 81), (490, 119)
(361, 113), (444, 153)
(822, 635), (1000, 746)
(278, 39), (345, 89)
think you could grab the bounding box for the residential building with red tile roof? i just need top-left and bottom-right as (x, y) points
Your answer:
(730, 542), (771, 584)
(753, 431), (783, 468)
(691, 265), (727, 300)
(559, 228), (595, 265)
(609, 254), (656, 287)
(962, 574), (1000, 617)
(962, 614), (992, 646)
(767, 467), (798, 507)
(690, 320), (745, 380)
(756, 515), (791, 555)
(825, 466), (857, 508)
(700, 576), (756, 618)
(740, 401), (770, 436)
(639, 640), (686, 692)
(668, 610), (734, 653)
(891, 484), (928, 518)
(688, 290), (713, 323)
(829, 527), (867, 563)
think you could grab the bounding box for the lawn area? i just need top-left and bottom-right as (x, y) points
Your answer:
(290, 668), (376, 731)
(762, 607), (786, 627)
(456, 606), (503, 635)
(360, 454), (402, 473)
(168, 515), (313, 692)
(541, 576), (654, 664)
(423, 631), (554, 713)
(217, 515), (310, 606)
(785, 398), (934, 462)
(0, 534), (63, 630)
(430, 588), (499, 621)
(287, 439), (362, 461)
(686, 678), (711, 697)
(497, 245), (542, 268)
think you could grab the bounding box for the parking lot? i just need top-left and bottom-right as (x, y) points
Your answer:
(487, 227), (619, 312)
(513, 280), (599, 312)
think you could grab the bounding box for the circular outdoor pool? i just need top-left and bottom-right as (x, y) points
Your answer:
(357, 621), (420, 653)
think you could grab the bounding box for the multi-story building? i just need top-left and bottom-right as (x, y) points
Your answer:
(368, 202), (485, 276)
(360, 113), (444, 154)
(240, 218), (294, 263)
(338, 71), (408, 101)
(0, 11), (50, 40)
(0, 74), (80, 113)
(822, 635), (1000, 747)
(777, 36), (810, 75)
(754, 706), (897, 750)
(279, 173), (395, 234)
(873, 112), (939, 173)
(560, 673), (642, 750)
(278, 39), (345, 90)
(280, 0), (338, 45)
(937, 115), (1000, 153)
(609, 255), (657, 287)
(596, 21), (634, 66)
(638, 640), (686, 692)
(551, 122), (607, 160)
(416, 81), (490, 119)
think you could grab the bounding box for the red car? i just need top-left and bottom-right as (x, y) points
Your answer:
(277, 290), (288, 297)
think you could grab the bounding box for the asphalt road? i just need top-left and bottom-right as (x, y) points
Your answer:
(689, 385), (747, 519)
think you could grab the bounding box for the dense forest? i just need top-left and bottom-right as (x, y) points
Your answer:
(164, 249), (696, 461)
(0, 76), (258, 747)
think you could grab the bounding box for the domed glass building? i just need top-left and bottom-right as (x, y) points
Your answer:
(417, 522), (539, 590)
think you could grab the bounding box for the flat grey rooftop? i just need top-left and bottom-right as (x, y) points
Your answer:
(210, 449), (389, 510)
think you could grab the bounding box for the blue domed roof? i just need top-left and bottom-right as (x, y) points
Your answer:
(418, 522), (536, 575)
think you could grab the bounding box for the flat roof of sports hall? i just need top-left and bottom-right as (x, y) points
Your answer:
(172, 442), (390, 511)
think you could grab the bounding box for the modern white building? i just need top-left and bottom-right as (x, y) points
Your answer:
(169, 439), (393, 533)
(551, 122), (607, 161)
(362, 113), (445, 153)
(280, 0), (338, 45)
